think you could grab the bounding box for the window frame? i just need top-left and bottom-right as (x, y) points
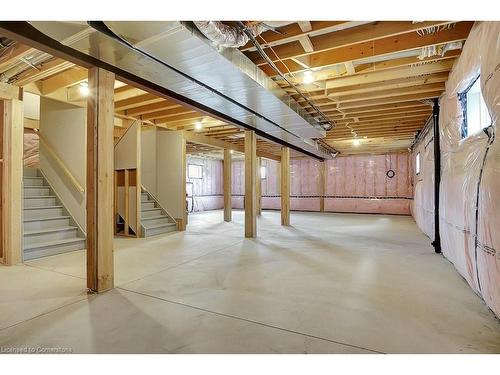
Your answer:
(187, 163), (203, 179)
(458, 75), (492, 139)
(415, 152), (421, 175)
(260, 165), (267, 180)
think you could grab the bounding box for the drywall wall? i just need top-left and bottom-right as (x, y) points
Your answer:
(141, 128), (157, 196)
(39, 97), (86, 231)
(156, 130), (185, 220)
(412, 21), (500, 318)
(115, 121), (140, 234)
(186, 156), (223, 212)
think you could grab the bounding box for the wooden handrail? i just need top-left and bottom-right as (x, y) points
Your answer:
(37, 132), (85, 195)
(114, 119), (139, 149)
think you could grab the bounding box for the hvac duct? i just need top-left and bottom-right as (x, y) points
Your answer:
(15, 21), (331, 159)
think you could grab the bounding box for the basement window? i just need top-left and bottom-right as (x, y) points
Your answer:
(260, 166), (267, 179)
(415, 153), (421, 175)
(459, 76), (492, 138)
(188, 164), (203, 179)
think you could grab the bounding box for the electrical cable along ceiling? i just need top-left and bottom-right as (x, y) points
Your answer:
(25, 21), (333, 159)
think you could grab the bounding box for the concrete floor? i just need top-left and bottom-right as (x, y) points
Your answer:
(1, 210), (499, 353)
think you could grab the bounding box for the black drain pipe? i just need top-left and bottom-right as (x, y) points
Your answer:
(432, 98), (442, 254)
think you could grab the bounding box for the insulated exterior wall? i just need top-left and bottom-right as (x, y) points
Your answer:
(412, 22), (500, 318)
(23, 131), (39, 167)
(325, 153), (412, 214)
(186, 156), (223, 212)
(231, 153), (412, 214)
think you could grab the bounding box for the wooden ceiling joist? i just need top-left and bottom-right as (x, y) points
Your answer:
(255, 21), (472, 76)
(246, 21), (454, 66)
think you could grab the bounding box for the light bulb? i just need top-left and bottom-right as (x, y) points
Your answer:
(79, 82), (89, 96)
(353, 139), (361, 147)
(303, 70), (314, 84)
(194, 121), (203, 131)
(230, 150), (234, 154)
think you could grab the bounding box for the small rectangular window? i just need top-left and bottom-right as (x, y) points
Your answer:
(260, 166), (267, 179)
(415, 153), (421, 175)
(188, 164), (203, 179)
(459, 76), (492, 138)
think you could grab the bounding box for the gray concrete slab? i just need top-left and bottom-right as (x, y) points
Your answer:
(1, 210), (499, 353)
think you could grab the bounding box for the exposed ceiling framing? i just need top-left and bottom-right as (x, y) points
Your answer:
(0, 20), (474, 156)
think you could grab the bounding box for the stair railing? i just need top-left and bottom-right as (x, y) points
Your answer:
(37, 132), (84, 195)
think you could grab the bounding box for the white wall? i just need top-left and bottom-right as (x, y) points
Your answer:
(141, 127), (157, 196)
(115, 121), (140, 234)
(156, 130), (185, 220)
(39, 97), (86, 231)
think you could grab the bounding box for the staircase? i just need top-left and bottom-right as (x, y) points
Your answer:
(140, 189), (177, 237)
(23, 168), (86, 260)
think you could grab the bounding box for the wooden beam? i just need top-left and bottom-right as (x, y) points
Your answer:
(240, 21), (350, 51)
(280, 147), (290, 226)
(86, 67), (115, 293)
(223, 149), (232, 222)
(318, 161), (325, 213)
(0, 82), (22, 100)
(325, 60), (454, 93)
(183, 130), (281, 161)
(248, 21), (455, 66)
(0, 43), (34, 72)
(0, 98), (23, 265)
(178, 136), (187, 231)
(298, 36), (314, 53)
(14, 58), (74, 87)
(257, 22), (472, 76)
(115, 93), (164, 111)
(256, 157), (262, 216)
(41, 67), (88, 95)
(297, 21), (313, 32)
(125, 101), (181, 116)
(244, 130), (257, 238)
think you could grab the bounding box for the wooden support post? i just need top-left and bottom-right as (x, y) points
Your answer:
(244, 130), (257, 238)
(0, 98), (23, 265)
(124, 169), (129, 236)
(319, 161), (325, 213)
(256, 157), (262, 216)
(86, 67), (115, 293)
(223, 148), (232, 222)
(281, 147), (290, 226)
(178, 136), (187, 231)
(135, 123), (142, 237)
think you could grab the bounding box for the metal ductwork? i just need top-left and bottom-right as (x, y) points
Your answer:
(8, 21), (332, 159)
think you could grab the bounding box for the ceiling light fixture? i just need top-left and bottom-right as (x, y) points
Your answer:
(79, 82), (89, 96)
(194, 121), (203, 131)
(353, 138), (361, 147)
(303, 70), (314, 84)
(230, 150), (234, 154)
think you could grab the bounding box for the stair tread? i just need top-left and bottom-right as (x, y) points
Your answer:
(142, 215), (169, 221)
(24, 195), (56, 199)
(23, 176), (43, 180)
(24, 205), (63, 210)
(24, 186), (49, 189)
(24, 226), (78, 236)
(142, 207), (161, 212)
(24, 237), (85, 250)
(143, 222), (176, 229)
(24, 216), (70, 222)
